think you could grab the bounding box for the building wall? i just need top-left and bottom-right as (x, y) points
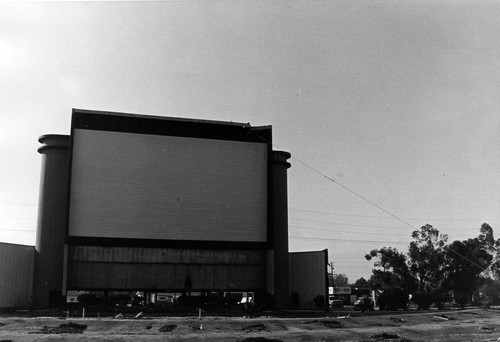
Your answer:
(66, 246), (266, 291)
(289, 250), (328, 310)
(0, 243), (34, 308)
(30, 110), (297, 308)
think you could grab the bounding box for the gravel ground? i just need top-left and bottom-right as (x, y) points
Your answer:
(0, 308), (499, 341)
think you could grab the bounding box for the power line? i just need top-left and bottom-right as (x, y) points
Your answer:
(446, 246), (486, 271)
(290, 155), (493, 271)
(289, 217), (491, 232)
(0, 228), (35, 232)
(289, 224), (410, 237)
(292, 157), (424, 231)
(0, 202), (37, 207)
(290, 217), (412, 230)
(267, 135), (490, 272)
(290, 208), (500, 222)
(291, 234), (486, 271)
(290, 208), (390, 219)
(289, 235), (409, 245)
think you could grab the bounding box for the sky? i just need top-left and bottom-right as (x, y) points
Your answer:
(1, 0), (499, 282)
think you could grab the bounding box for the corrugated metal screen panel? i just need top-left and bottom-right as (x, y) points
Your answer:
(67, 246), (266, 290)
(69, 129), (268, 242)
(289, 251), (327, 310)
(69, 246), (266, 264)
(67, 262), (266, 290)
(0, 243), (34, 308)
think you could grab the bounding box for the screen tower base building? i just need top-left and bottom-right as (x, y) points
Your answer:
(33, 109), (295, 309)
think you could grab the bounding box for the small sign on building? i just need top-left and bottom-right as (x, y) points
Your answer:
(329, 286), (352, 295)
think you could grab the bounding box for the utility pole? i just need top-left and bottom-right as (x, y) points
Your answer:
(327, 262), (334, 286)
(328, 262), (334, 276)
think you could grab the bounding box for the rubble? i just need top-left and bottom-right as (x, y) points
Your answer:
(390, 317), (407, 323)
(37, 322), (87, 334)
(243, 323), (268, 332)
(158, 324), (177, 332)
(336, 314), (351, 319)
(432, 314), (454, 321)
(479, 325), (496, 332)
(240, 338), (283, 342)
(307, 319), (344, 328)
(367, 332), (410, 341)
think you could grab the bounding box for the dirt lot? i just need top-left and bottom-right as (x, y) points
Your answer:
(0, 308), (499, 341)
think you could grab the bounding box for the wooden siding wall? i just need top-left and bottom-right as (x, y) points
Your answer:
(67, 246), (266, 291)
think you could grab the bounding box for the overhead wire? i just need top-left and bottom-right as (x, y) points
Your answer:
(289, 216), (490, 232)
(290, 217), (414, 230)
(0, 228), (35, 232)
(263, 133), (490, 273)
(289, 235), (410, 245)
(289, 224), (411, 237)
(291, 157), (424, 231)
(290, 154), (488, 272)
(290, 208), (500, 222)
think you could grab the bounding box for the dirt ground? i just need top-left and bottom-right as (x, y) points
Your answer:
(0, 308), (499, 341)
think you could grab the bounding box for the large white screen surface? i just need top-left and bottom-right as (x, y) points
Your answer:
(69, 129), (268, 242)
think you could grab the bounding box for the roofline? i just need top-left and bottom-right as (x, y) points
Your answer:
(0, 241), (35, 248)
(72, 108), (270, 129)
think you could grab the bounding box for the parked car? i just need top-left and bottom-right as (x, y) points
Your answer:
(354, 297), (374, 312)
(329, 295), (344, 309)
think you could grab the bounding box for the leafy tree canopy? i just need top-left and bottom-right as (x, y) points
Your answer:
(352, 277), (369, 287)
(408, 224), (448, 293)
(445, 236), (493, 305)
(365, 223), (499, 306)
(330, 273), (349, 287)
(365, 246), (416, 291)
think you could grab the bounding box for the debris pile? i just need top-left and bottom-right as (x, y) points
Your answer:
(243, 323), (269, 332)
(432, 314), (454, 321)
(159, 324), (177, 333)
(389, 317), (407, 323)
(365, 332), (411, 341)
(38, 322), (87, 334)
(240, 338), (283, 342)
(307, 319), (344, 329)
(479, 325), (496, 332)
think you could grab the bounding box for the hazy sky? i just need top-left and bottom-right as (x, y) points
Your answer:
(1, 1), (499, 281)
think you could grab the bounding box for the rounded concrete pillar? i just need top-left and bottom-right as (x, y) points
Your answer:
(271, 150), (291, 310)
(33, 135), (70, 308)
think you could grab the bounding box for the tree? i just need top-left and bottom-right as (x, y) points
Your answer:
(478, 223), (500, 279)
(445, 237), (493, 306)
(365, 247), (416, 291)
(330, 273), (349, 287)
(353, 277), (369, 287)
(407, 224), (448, 296)
(365, 223), (499, 308)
